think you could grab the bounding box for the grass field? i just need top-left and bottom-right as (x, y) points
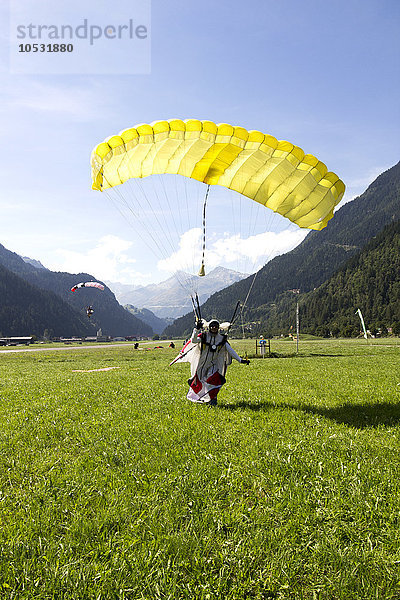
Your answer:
(0, 338), (399, 599)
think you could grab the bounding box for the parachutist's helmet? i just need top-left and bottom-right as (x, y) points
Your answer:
(209, 320), (220, 330)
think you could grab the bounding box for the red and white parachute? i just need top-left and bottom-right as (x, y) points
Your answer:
(71, 281), (105, 292)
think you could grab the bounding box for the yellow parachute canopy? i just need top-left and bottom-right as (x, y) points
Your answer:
(91, 119), (345, 231)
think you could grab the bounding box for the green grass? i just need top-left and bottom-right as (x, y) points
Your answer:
(0, 338), (399, 599)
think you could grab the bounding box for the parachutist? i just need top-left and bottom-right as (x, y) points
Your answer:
(172, 318), (250, 406)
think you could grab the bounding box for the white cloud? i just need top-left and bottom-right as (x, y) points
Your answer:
(157, 228), (203, 275)
(158, 227), (308, 275)
(46, 235), (151, 284)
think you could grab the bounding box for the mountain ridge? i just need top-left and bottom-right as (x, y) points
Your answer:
(108, 266), (248, 319)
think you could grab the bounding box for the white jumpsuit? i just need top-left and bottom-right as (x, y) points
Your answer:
(185, 328), (242, 403)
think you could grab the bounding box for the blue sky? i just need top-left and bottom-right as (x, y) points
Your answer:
(1, 0), (399, 286)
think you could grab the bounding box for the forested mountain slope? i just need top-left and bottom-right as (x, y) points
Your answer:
(299, 219), (400, 337)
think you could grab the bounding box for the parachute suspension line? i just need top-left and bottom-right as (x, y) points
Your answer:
(226, 300), (241, 334)
(198, 184), (210, 277)
(103, 186), (188, 287)
(134, 178), (180, 259)
(181, 176), (200, 293)
(133, 177), (192, 293)
(191, 295), (199, 322)
(239, 270), (260, 338)
(187, 291), (203, 327)
(182, 178), (198, 287)
(156, 173), (198, 295)
(101, 177), (169, 263)
(195, 292), (202, 321)
(175, 174), (200, 294)
(242, 270), (258, 312)
(102, 174), (190, 295)
(122, 174), (192, 294)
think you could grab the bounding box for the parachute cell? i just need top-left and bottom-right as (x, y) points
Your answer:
(91, 119), (345, 231)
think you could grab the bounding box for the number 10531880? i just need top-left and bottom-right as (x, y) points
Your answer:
(18, 43), (73, 52)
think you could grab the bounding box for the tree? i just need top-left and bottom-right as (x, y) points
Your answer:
(391, 321), (400, 336)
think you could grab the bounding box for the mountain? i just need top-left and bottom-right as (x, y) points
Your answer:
(109, 266), (248, 319)
(164, 161), (400, 338)
(103, 280), (142, 297)
(0, 244), (153, 338)
(22, 256), (48, 270)
(0, 262), (94, 338)
(124, 305), (172, 335)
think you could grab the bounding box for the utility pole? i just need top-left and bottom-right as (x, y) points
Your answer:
(290, 289), (300, 354)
